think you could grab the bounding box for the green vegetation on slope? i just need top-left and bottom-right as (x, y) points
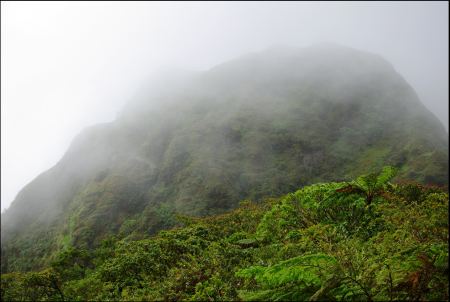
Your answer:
(2, 167), (448, 301)
(2, 45), (448, 274)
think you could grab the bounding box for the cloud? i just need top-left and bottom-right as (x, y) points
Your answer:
(1, 2), (448, 211)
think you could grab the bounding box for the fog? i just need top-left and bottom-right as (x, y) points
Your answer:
(1, 1), (448, 212)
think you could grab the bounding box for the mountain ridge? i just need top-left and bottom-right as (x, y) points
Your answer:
(1, 44), (448, 272)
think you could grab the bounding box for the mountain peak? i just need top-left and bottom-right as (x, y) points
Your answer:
(2, 44), (447, 274)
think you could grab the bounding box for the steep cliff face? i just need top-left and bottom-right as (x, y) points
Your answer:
(2, 44), (447, 272)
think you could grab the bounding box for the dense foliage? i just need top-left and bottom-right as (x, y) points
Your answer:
(2, 167), (448, 301)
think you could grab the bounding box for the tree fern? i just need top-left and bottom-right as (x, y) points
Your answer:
(236, 253), (338, 301)
(337, 166), (397, 205)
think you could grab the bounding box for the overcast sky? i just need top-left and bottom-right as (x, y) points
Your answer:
(1, 1), (448, 211)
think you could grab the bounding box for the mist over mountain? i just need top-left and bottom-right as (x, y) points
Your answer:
(1, 44), (448, 273)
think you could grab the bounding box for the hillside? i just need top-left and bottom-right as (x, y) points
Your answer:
(1, 168), (448, 301)
(1, 44), (448, 273)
